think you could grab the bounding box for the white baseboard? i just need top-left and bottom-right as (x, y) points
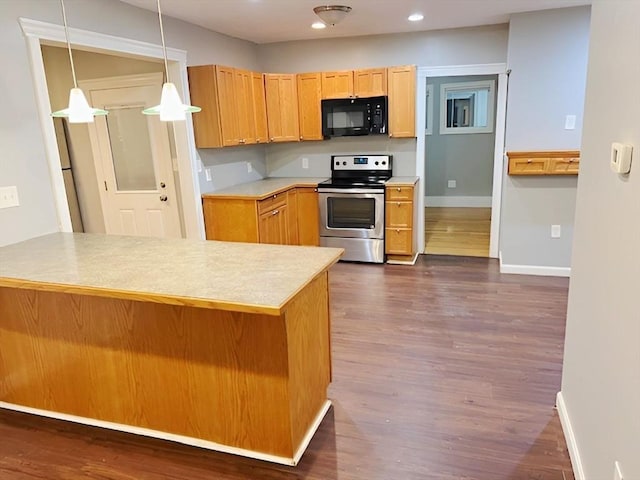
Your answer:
(556, 392), (585, 480)
(499, 252), (571, 277)
(425, 196), (492, 207)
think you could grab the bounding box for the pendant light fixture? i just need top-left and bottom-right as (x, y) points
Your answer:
(143, 0), (201, 121)
(51, 0), (107, 123)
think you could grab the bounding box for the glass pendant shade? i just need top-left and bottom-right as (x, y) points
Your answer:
(52, 88), (108, 123)
(313, 5), (352, 26)
(142, 82), (201, 121)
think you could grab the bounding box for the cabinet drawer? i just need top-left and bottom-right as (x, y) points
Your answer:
(386, 185), (413, 201)
(258, 192), (287, 214)
(386, 201), (413, 228)
(549, 157), (580, 174)
(508, 157), (549, 175)
(385, 228), (412, 255)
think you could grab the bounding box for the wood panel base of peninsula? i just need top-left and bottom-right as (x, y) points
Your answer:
(0, 273), (332, 466)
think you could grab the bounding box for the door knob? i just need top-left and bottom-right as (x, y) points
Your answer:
(160, 195), (168, 202)
(160, 182), (166, 188)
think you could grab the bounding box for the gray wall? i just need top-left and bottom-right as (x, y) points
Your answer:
(501, 6), (590, 268)
(561, 1), (640, 479)
(259, 24), (509, 178)
(426, 74), (496, 199)
(0, 0), (262, 247)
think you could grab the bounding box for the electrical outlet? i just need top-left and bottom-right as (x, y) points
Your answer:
(448, 180), (457, 188)
(565, 115), (576, 130)
(247, 162), (252, 173)
(614, 461), (624, 480)
(0, 186), (19, 209)
(551, 225), (561, 238)
(302, 157), (309, 169)
(205, 168), (212, 182)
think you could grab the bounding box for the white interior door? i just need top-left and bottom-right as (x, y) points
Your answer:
(83, 73), (183, 238)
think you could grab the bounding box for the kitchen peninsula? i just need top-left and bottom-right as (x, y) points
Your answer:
(0, 233), (342, 465)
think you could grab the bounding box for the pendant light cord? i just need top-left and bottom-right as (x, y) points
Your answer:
(59, 0), (78, 88)
(156, 0), (171, 83)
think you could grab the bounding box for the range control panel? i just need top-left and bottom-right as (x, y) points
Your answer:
(331, 155), (392, 171)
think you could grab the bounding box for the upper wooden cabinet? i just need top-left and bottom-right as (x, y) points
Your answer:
(297, 73), (323, 141)
(265, 74), (300, 143)
(188, 65), (268, 148)
(321, 68), (387, 99)
(387, 65), (416, 138)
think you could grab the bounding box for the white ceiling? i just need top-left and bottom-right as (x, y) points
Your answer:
(120, 0), (590, 45)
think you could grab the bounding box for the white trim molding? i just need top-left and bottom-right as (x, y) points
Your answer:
(499, 252), (571, 277)
(18, 17), (205, 240)
(556, 392), (586, 480)
(425, 196), (492, 208)
(416, 63), (507, 258)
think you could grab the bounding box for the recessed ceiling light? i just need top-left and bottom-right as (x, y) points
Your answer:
(312, 21), (327, 29)
(408, 13), (424, 22)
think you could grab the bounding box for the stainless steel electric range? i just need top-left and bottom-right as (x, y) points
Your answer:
(317, 155), (392, 263)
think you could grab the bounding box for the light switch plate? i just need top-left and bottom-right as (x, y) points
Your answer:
(448, 180), (457, 188)
(551, 225), (561, 238)
(302, 157), (309, 169)
(565, 115), (576, 130)
(247, 162), (252, 173)
(205, 168), (212, 182)
(0, 186), (19, 209)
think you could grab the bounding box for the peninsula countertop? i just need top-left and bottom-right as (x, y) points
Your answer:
(0, 233), (343, 315)
(201, 177), (328, 201)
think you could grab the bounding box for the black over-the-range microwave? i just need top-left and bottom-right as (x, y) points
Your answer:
(321, 96), (387, 138)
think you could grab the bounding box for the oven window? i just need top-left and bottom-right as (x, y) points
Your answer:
(327, 197), (376, 229)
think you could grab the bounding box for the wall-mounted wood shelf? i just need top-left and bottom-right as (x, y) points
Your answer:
(507, 150), (580, 175)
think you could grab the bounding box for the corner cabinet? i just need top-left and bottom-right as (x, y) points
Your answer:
(264, 74), (301, 143)
(202, 187), (319, 247)
(388, 65), (416, 138)
(385, 180), (419, 264)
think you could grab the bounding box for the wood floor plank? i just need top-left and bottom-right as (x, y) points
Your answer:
(0, 256), (573, 479)
(425, 207), (491, 257)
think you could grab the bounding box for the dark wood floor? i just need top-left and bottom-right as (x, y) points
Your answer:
(0, 255), (574, 480)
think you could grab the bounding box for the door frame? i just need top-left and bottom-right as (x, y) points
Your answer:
(19, 17), (205, 239)
(416, 63), (508, 258)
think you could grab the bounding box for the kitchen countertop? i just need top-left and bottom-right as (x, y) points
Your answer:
(387, 176), (419, 186)
(202, 177), (328, 200)
(0, 233), (343, 315)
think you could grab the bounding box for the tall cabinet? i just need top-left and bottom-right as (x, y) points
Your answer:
(264, 74), (301, 143)
(388, 65), (416, 138)
(297, 73), (323, 141)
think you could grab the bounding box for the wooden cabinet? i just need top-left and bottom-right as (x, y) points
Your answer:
(385, 184), (416, 261)
(296, 187), (320, 246)
(387, 65), (416, 138)
(507, 151), (580, 175)
(321, 68), (387, 99)
(203, 186), (319, 246)
(297, 73), (323, 141)
(265, 74), (300, 143)
(187, 65), (268, 148)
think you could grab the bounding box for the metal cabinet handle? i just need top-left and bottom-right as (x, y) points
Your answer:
(397, 187), (401, 192)
(272, 210), (279, 215)
(397, 202), (401, 206)
(527, 159), (533, 163)
(270, 137), (275, 142)
(159, 195), (168, 202)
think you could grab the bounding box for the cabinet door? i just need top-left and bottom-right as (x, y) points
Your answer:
(259, 204), (288, 245)
(296, 187), (320, 246)
(285, 190), (299, 245)
(187, 65), (222, 148)
(321, 70), (354, 99)
(251, 72), (269, 144)
(234, 69), (256, 145)
(265, 74), (301, 143)
(386, 201), (413, 228)
(388, 65), (416, 138)
(354, 68), (387, 97)
(297, 73), (323, 141)
(215, 66), (240, 146)
(385, 228), (413, 255)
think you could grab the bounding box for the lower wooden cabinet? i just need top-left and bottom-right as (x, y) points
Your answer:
(507, 151), (580, 175)
(385, 184), (416, 260)
(203, 187), (318, 246)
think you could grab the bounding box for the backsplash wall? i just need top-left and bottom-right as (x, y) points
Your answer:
(266, 137), (417, 178)
(198, 145), (267, 193)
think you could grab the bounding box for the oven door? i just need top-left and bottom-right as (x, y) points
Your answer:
(318, 189), (384, 239)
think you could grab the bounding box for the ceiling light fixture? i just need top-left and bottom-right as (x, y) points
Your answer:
(408, 13), (424, 22)
(312, 21), (327, 30)
(313, 5), (352, 27)
(143, 0), (201, 121)
(51, 0), (107, 123)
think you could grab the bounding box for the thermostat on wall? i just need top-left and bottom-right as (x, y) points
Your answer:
(610, 142), (633, 174)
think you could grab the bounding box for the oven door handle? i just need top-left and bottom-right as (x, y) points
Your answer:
(317, 188), (385, 195)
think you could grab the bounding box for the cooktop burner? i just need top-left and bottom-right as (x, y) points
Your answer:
(319, 155), (393, 189)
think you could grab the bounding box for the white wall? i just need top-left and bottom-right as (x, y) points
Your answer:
(0, 0), (261, 246)
(501, 7), (590, 269)
(259, 25), (508, 178)
(560, 1), (640, 479)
